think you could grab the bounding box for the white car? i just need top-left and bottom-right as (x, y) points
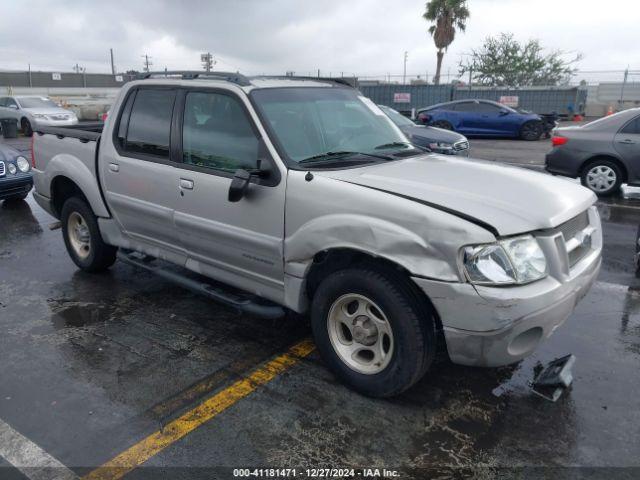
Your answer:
(0, 95), (78, 136)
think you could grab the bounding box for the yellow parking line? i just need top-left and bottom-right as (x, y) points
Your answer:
(83, 339), (315, 480)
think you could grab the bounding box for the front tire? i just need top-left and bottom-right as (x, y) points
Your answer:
(519, 120), (543, 141)
(61, 197), (117, 272)
(580, 159), (623, 196)
(311, 267), (436, 397)
(21, 118), (33, 137)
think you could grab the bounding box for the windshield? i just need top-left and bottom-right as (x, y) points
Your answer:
(379, 105), (415, 127)
(17, 97), (59, 109)
(250, 87), (416, 165)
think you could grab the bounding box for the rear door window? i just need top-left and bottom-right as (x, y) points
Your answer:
(453, 102), (475, 112)
(620, 117), (640, 134)
(122, 88), (176, 159)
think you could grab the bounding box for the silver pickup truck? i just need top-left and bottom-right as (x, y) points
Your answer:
(31, 72), (602, 397)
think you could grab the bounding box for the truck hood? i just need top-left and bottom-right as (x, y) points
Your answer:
(318, 154), (596, 236)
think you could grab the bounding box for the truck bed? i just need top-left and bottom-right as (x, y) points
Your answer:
(32, 122), (110, 218)
(35, 122), (104, 142)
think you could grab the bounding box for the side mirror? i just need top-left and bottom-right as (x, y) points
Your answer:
(228, 160), (269, 202)
(228, 169), (252, 202)
(8, 104), (18, 110)
(499, 109), (510, 116)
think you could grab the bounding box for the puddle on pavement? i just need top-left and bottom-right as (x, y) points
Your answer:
(30, 301), (116, 335)
(51, 303), (112, 329)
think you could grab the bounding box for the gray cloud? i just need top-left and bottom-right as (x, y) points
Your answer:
(0, 0), (637, 82)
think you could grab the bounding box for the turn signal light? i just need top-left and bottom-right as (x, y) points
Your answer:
(551, 136), (568, 147)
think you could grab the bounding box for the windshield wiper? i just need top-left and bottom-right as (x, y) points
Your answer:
(374, 141), (413, 150)
(298, 150), (392, 166)
(298, 151), (355, 164)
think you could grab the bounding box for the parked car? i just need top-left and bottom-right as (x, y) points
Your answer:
(31, 72), (601, 397)
(546, 108), (640, 196)
(0, 143), (32, 202)
(0, 95), (78, 137)
(378, 105), (469, 156)
(417, 99), (544, 141)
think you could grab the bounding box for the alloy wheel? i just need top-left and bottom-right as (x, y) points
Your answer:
(327, 293), (394, 375)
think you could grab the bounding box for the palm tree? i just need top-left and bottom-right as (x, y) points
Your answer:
(423, 0), (470, 85)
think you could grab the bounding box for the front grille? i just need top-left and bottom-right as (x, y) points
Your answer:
(0, 161), (5, 177)
(558, 211), (591, 267)
(453, 140), (469, 151)
(568, 237), (592, 267)
(558, 211), (589, 242)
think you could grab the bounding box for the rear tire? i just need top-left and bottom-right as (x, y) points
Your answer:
(519, 120), (543, 141)
(310, 266), (436, 397)
(61, 197), (117, 272)
(580, 159), (623, 196)
(21, 118), (33, 137)
(432, 120), (453, 131)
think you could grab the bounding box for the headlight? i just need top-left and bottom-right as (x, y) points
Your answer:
(463, 235), (547, 285)
(16, 156), (30, 172)
(7, 163), (17, 175)
(33, 113), (48, 119)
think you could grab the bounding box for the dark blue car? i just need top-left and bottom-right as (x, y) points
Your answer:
(0, 143), (32, 203)
(417, 99), (544, 141)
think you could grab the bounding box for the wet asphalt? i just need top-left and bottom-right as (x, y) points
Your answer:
(0, 134), (639, 479)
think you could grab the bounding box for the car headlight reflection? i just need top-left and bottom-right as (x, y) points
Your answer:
(428, 142), (454, 152)
(463, 235), (547, 285)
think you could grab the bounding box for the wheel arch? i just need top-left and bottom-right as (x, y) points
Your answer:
(43, 153), (110, 218)
(50, 175), (88, 217)
(301, 247), (444, 335)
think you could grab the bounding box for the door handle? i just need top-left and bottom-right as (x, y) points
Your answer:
(179, 178), (194, 190)
(618, 139), (636, 144)
(108, 163), (119, 172)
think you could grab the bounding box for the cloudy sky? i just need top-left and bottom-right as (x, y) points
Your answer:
(0, 0), (637, 82)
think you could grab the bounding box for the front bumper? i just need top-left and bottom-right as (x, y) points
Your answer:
(413, 207), (602, 367)
(0, 174), (33, 200)
(33, 118), (78, 127)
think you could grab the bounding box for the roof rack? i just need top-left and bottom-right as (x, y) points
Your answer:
(251, 75), (358, 88)
(139, 70), (251, 86)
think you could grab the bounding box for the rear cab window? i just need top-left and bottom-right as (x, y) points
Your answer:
(116, 88), (177, 160)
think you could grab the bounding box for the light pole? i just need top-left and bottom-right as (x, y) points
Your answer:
(619, 67), (629, 108)
(403, 51), (408, 85)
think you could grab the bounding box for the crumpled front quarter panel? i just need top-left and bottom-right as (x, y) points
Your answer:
(284, 170), (495, 282)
